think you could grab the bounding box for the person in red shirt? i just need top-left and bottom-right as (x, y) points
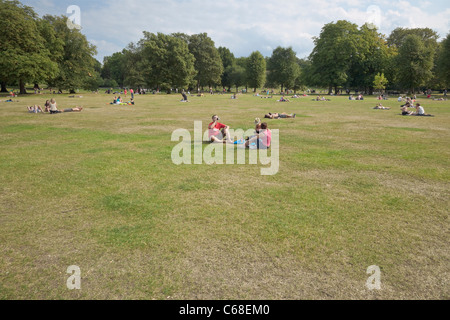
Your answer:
(209, 115), (233, 143)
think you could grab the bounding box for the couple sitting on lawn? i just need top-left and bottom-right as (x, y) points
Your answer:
(208, 115), (271, 149)
(401, 103), (433, 116)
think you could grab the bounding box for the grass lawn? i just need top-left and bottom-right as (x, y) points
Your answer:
(0, 91), (448, 300)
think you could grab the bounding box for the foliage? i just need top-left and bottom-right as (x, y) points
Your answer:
(267, 46), (300, 92)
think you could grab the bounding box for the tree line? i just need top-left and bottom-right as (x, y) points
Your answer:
(1, 0), (449, 95)
(103, 22), (450, 95)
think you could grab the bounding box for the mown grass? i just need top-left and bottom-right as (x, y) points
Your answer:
(0, 91), (448, 300)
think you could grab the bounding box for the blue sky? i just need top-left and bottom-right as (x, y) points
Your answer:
(23, 0), (450, 63)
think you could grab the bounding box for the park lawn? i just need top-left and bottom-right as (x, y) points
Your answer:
(0, 91), (448, 300)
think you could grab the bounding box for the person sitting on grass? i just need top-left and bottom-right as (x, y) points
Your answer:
(246, 119), (262, 142)
(27, 105), (44, 113)
(181, 92), (189, 102)
(400, 103), (414, 116)
(279, 96), (290, 102)
(264, 113), (296, 119)
(410, 103), (433, 117)
(44, 100), (51, 112)
(209, 115), (234, 144)
(245, 122), (272, 149)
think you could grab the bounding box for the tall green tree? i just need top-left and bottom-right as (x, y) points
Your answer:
(187, 33), (223, 91)
(308, 20), (360, 94)
(347, 24), (396, 95)
(267, 47), (300, 92)
(138, 32), (196, 91)
(102, 51), (126, 87)
(43, 15), (97, 93)
(0, 0), (59, 94)
(246, 51), (266, 92)
(228, 60), (246, 93)
(435, 33), (450, 88)
(122, 44), (147, 90)
(218, 46), (235, 91)
(292, 58), (309, 93)
(396, 34), (435, 93)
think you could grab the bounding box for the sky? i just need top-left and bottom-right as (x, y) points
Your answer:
(22, 0), (450, 63)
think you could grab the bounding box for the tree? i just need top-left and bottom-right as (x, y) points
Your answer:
(435, 33), (450, 88)
(246, 51), (266, 92)
(373, 73), (388, 94)
(396, 34), (435, 93)
(138, 32), (196, 91)
(292, 58), (309, 93)
(308, 20), (360, 94)
(267, 47), (300, 93)
(387, 27), (439, 50)
(0, 0), (59, 94)
(122, 44), (146, 90)
(218, 47), (235, 91)
(43, 15), (97, 93)
(102, 51), (126, 87)
(228, 62), (246, 93)
(187, 33), (223, 90)
(347, 24), (396, 95)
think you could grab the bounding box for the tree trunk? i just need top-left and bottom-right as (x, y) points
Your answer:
(19, 80), (27, 95)
(328, 86), (333, 95)
(1, 82), (7, 93)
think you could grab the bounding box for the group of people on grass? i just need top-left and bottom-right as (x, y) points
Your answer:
(349, 94), (364, 100)
(110, 96), (135, 105)
(208, 115), (272, 149)
(27, 99), (83, 114)
(401, 102), (432, 116)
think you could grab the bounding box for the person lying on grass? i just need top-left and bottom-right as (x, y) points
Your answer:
(245, 122), (271, 150)
(209, 115), (234, 144)
(27, 105), (44, 113)
(47, 107), (83, 114)
(47, 99), (83, 114)
(264, 113), (296, 119)
(373, 103), (390, 110)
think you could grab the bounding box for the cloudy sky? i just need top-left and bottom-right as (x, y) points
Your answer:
(23, 0), (450, 63)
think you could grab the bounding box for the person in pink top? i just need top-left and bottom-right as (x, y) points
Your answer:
(245, 122), (271, 149)
(124, 88), (128, 97)
(209, 115), (234, 144)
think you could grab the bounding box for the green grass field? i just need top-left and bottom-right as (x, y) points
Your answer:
(0, 91), (448, 300)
